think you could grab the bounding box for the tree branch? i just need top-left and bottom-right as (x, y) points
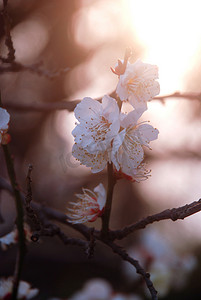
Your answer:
(106, 241), (158, 300)
(109, 199), (201, 240)
(3, 91), (200, 114)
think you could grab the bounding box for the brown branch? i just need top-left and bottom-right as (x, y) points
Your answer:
(3, 91), (200, 114)
(154, 91), (201, 102)
(0, 176), (91, 240)
(106, 241), (157, 300)
(31, 223), (88, 250)
(0, 0), (15, 63)
(109, 199), (201, 240)
(24, 165), (41, 231)
(0, 61), (70, 78)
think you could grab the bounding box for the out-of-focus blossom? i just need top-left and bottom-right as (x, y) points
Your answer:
(0, 107), (10, 145)
(68, 278), (142, 300)
(0, 277), (39, 299)
(72, 96), (120, 154)
(111, 110), (159, 179)
(123, 229), (197, 297)
(67, 183), (106, 224)
(116, 60), (160, 111)
(0, 224), (32, 250)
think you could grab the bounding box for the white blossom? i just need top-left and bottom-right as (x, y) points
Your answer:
(67, 183), (106, 224)
(72, 95), (120, 154)
(111, 110), (159, 179)
(72, 143), (110, 173)
(0, 277), (39, 299)
(0, 224), (32, 250)
(116, 60), (160, 111)
(0, 107), (10, 144)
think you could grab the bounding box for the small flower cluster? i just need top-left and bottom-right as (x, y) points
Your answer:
(0, 277), (38, 300)
(68, 54), (160, 224)
(72, 57), (159, 181)
(0, 107), (10, 145)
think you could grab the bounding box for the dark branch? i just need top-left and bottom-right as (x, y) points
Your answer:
(109, 199), (201, 240)
(31, 223), (88, 250)
(106, 241), (158, 300)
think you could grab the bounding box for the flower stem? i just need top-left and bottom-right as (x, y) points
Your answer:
(2, 145), (26, 299)
(101, 162), (116, 238)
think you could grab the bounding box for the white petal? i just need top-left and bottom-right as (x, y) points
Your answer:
(137, 124), (159, 147)
(94, 183), (106, 210)
(72, 144), (108, 173)
(120, 110), (142, 129)
(74, 97), (102, 123)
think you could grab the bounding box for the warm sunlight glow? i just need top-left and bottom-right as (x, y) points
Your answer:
(126, 0), (201, 94)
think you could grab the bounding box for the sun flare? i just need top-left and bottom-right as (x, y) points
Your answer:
(126, 0), (201, 94)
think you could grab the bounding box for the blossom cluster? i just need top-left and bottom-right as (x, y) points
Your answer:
(68, 56), (160, 224)
(72, 58), (159, 180)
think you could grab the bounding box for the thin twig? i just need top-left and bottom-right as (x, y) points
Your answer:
(0, 61), (70, 78)
(25, 165), (41, 231)
(106, 241), (157, 300)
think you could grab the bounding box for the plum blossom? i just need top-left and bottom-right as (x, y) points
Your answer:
(116, 60), (160, 111)
(72, 95), (120, 154)
(111, 110), (159, 179)
(72, 143), (110, 173)
(0, 107), (10, 144)
(67, 183), (106, 224)
(114, 163), (151, 183)
(0, 277), (39, 299)
(0, 224), (32, 250)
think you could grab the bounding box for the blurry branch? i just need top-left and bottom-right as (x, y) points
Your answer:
(0, 2), (70, 78)
(146, 149), (201, 161)
(109, 199), (201, 240)
(3, 91), (201, 113)
(0, 61), (70, 78)
(154, 91), (201, 103)
(0, 0), (15, 63)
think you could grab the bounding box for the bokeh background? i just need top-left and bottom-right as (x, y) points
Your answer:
(1, 0), (201, 299)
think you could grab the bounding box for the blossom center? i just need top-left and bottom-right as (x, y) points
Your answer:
(127, 77), (144, 97)
(89, 116), (111, 142)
